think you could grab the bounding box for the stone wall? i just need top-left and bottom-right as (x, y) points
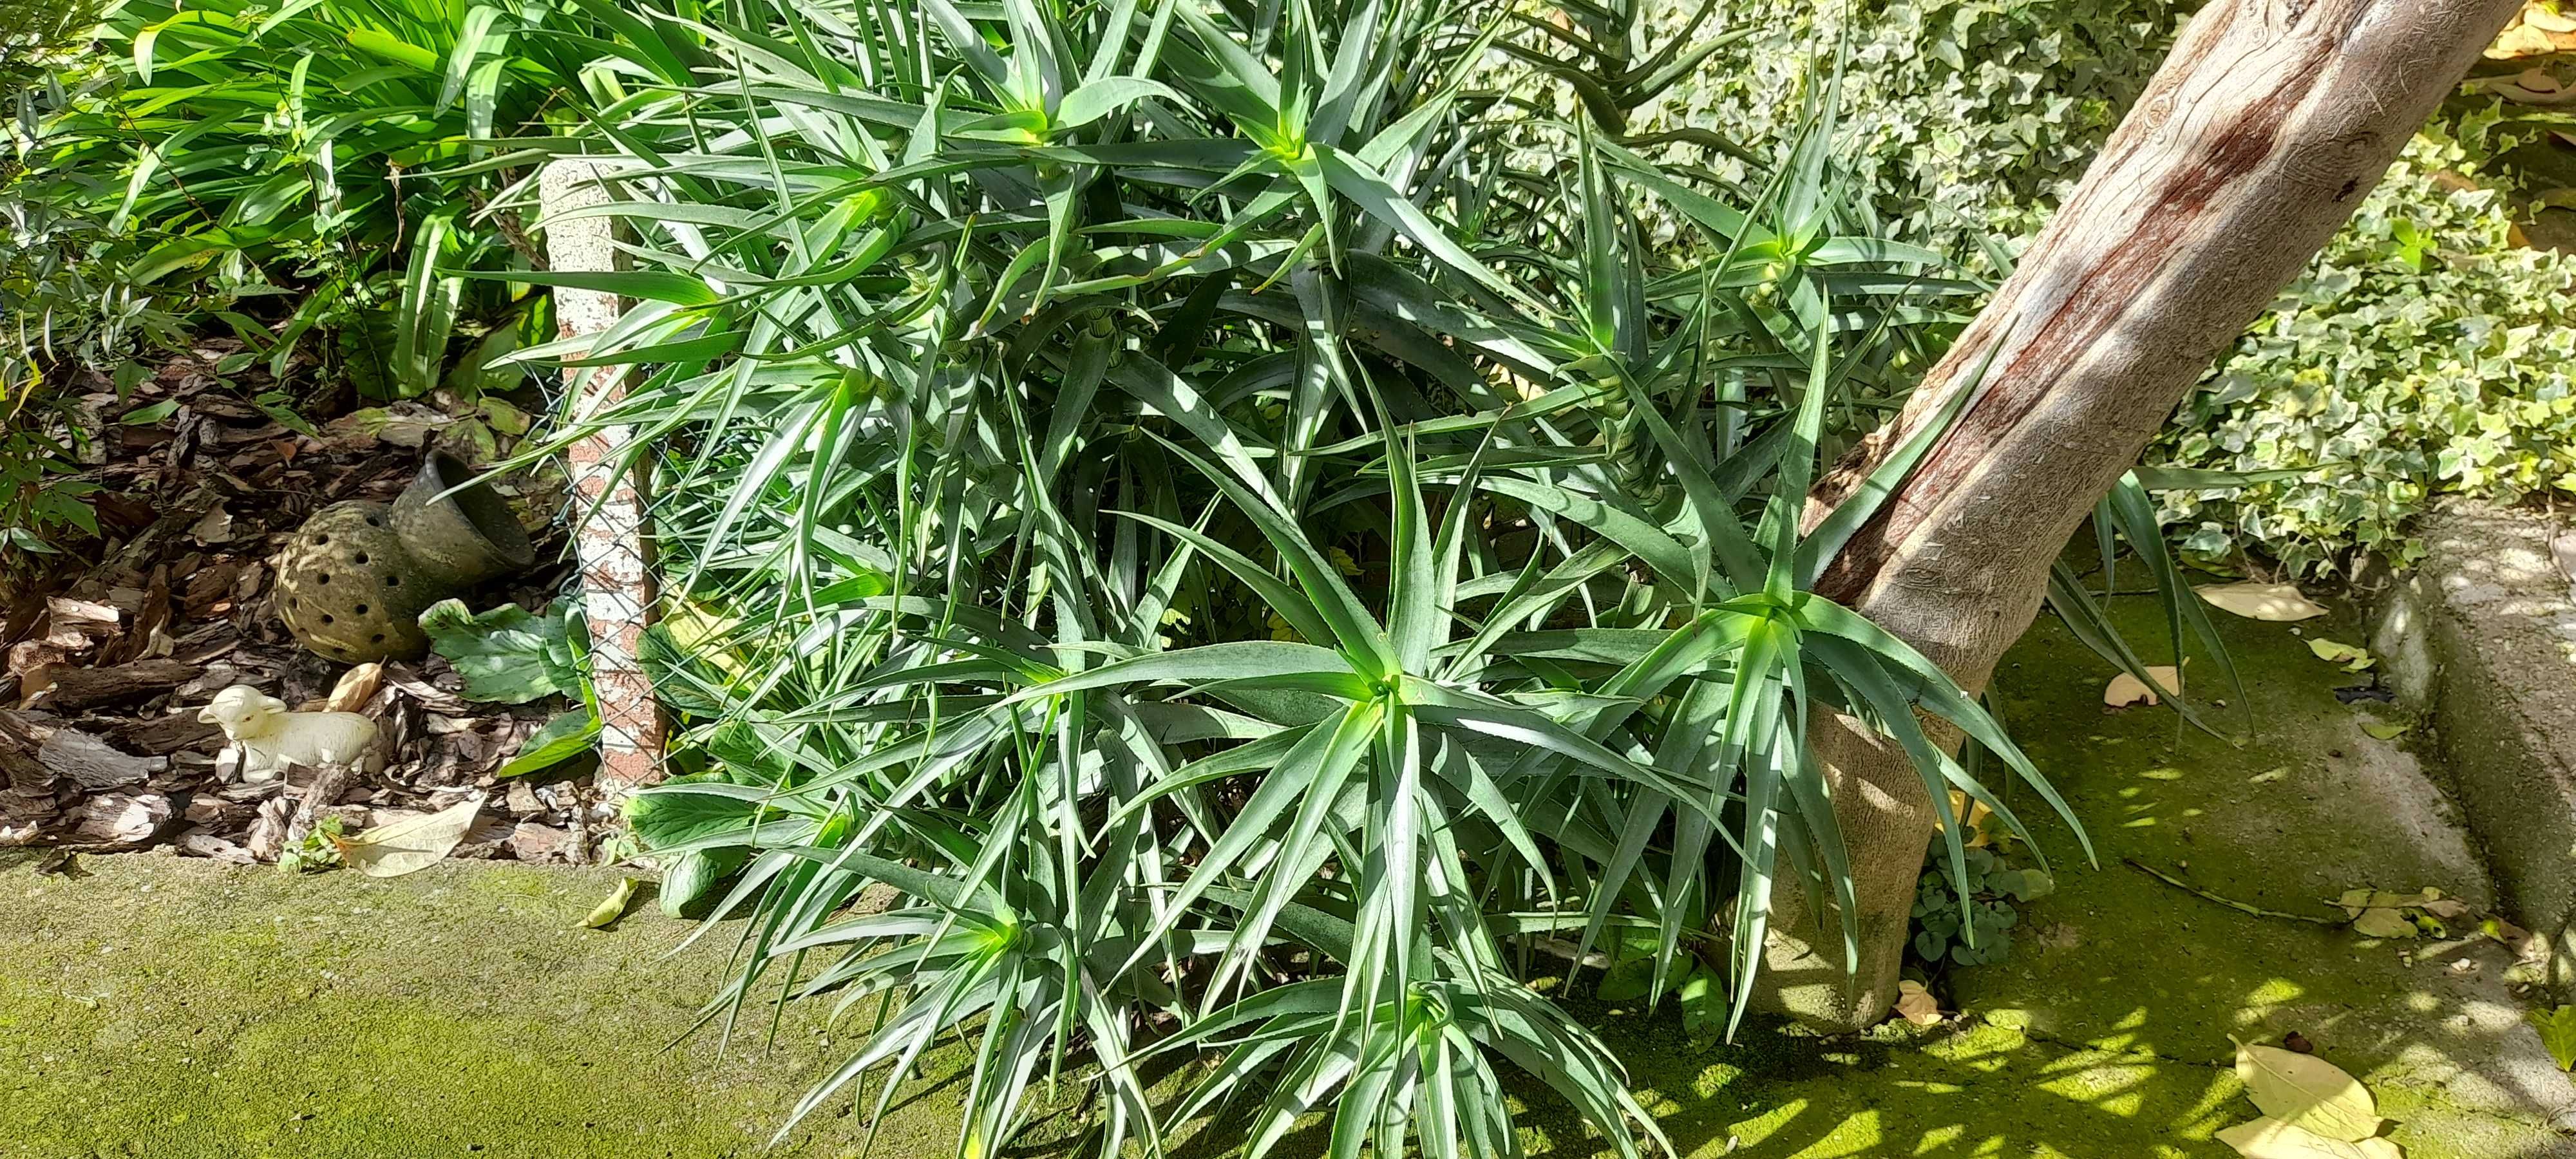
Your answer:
(2369, 500), (2576, 993)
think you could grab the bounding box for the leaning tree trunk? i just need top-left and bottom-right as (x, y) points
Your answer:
(1756, 0), (2523, 1030)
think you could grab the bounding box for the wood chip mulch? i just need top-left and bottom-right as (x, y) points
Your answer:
(1, 341), (600, 871)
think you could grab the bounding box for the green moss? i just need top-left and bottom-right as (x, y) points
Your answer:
(1504, 1006), (2233, 1158)
(0, 856), (959, 1158)
(1915, 598), (2556, 1156)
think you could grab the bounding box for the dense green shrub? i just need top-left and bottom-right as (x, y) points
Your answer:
(5, 0), (688, 402)
(71, 0), (583, 395)
(3, 2), (129, 558)
(0, 0), (97, 77)
(520, 1), (2117, 1152)
(0, 0), (688, 561)
(1627, 0), (2575, 575)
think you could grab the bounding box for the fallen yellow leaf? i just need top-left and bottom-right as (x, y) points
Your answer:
(2234, 1039), (2385, 1143)
(2104, 666), (2183, 708)
(1938, 789), (1996, 849)
(2217, 1117), (2403, 1158)
(334, 793), (486, 878)
(2195, 581), (2328, 622)
(2307, 639), (2374, 672)
(323, 662), (383, 713)
(2336, 888), (2441, 919)
(2490, 21), (2568, 59)
(578, 877), (640, 930)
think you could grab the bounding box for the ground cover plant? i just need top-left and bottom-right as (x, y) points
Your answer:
(484, 0), (2132, 1153)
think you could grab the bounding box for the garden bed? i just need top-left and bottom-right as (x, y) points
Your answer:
(0, 343), (588, 868)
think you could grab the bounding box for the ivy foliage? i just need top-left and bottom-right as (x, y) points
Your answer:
(2164, 135), (2576, 576)
(1909, 841), (2051, 968)
(1622, 0), (2575, 575)
(1627, 0), (2182, 267)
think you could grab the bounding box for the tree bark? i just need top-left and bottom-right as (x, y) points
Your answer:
(1757, 0), (2523, 1030)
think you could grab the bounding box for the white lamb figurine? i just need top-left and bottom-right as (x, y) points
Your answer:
(196, 684), (376, 782)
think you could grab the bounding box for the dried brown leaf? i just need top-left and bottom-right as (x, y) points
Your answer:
(2195, 582), (2328, 622)
(1895, 980), (1942, 1026)
(334, 791), (485, 878)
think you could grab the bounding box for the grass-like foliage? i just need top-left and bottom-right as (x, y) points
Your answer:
(14, 0), (705, 397)
(511, 1), (2092, 1153)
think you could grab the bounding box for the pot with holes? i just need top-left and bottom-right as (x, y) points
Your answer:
(276, 453), (536, 663)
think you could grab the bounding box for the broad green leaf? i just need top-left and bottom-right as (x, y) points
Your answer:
(419, 599), (576, 704)
(2531, 1006), (2576, 1071)
(498, 708), (602, 778)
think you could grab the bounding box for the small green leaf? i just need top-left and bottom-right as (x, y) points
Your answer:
(2531, 1006), (2576, 1071)
(577, 877), (640, 930)
(1677, 966), (1728, 1044)
(120, 400), (180, 426)
(498, 709), (601, 778)
(479, 397), (533, 437)
(419, 599), (575, 704)
(1596, 954), (1654, 1003)
(658, 848), (749, 918)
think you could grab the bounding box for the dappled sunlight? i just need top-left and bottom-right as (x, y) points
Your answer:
(2231, 977), (2310, 1024)
(1515, 594), (2571, 1157)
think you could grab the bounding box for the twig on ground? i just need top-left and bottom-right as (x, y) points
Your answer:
(2122, 857), (2345, 926)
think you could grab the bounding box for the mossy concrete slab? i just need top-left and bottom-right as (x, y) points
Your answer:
(2368, 500), (2576, 994)
(1944, 597), (2574, 1155)
(0, 857), (954, 1159)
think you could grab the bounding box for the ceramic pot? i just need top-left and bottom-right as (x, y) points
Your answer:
(276, 454), (535, 662)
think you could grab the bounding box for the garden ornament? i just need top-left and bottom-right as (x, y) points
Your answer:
(276, 453), (536, 663)
(196, 684), (376, 782)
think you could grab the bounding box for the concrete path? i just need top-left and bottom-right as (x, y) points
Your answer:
(0, 856), (943, 1158)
